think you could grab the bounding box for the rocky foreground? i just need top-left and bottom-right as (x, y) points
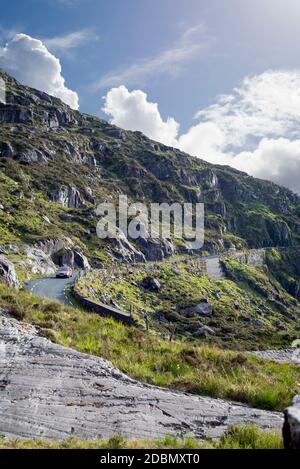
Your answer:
(0, 312), (283, 441)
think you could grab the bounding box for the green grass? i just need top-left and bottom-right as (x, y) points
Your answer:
(0, 425), (283, 449)
(1, 282), (300, 411)
(75, 258), (300, 350)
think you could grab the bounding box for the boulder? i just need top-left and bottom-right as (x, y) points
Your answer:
(141, 276), (161, 292)
(0, 255), (20, 288)
(283, 395), (300, 449)
(104, 128), (127, 141)
(182, 300), (213, 317)
(0, 312), (283, 441)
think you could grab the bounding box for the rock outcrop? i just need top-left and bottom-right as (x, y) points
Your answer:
(283, 395), (300, 449)
(24, 246), (57, 276)
(0, 255), (20, 288)
(0, 312), (283, 441)
(50, 186), (85, 209)
(52, 248), (91, 270)
(136, 237), (175, 261)
(107, 230), (146, 263)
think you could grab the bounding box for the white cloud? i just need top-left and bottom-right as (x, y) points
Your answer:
(102, 70), (300, 193)
(178, 70), (300, 192)
(233, 138), (300, 194)
(96, 24), (212, 89)
(0, 33), (79, 109)
(102, 85), (179, 146)
(44, 28), (99, 53)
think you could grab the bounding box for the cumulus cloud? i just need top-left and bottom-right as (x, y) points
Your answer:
(178, 70), (300, 192)
(102, 85), (179, 146)
(233, 138), (300, 194)
(0, 33), (79, 109)
(102, 70), (300, 193)
(96, 24), (212, 89)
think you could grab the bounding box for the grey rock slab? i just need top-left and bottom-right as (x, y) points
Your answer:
(251, 348), (300, 364)
(0, 313), (283, 441)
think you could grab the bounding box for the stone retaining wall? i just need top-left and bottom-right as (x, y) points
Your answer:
(72, 288), (134, 325)
(221, 248), (266, 267)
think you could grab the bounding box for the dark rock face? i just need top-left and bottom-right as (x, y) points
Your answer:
(0, 107), (33, 124)
(1, 142), (14, 157)
(53, 248), (90, 270)
(0, 255), (20, 288)
(74, 251), (91, 270)
(283, 395), (300, 449)
(141, 276), (161, 292)
(0, 313), (283, 441)
(136, 238), (174, 261)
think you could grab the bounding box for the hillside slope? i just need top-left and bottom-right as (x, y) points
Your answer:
(1, 67), (300, 269)
(2, 69), (300, 349)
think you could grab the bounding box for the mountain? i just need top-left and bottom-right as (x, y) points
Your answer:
(1, 68), (300, 349)
(1, 68), (300, 261)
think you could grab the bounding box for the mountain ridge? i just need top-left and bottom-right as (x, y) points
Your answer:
(2, 68), (300, 349)
(1, 67), (300, 267)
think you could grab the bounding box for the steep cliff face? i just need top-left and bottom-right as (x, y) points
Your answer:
(1, 67), (300, 270)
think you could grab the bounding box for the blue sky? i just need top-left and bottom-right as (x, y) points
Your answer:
(2, 0), (300, 192)
(2, 0), (300, 125)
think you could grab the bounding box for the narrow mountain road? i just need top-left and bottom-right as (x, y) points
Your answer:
(25, 274), (78, 307)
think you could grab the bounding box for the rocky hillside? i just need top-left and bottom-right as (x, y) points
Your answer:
(1, 67), (300, 277)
